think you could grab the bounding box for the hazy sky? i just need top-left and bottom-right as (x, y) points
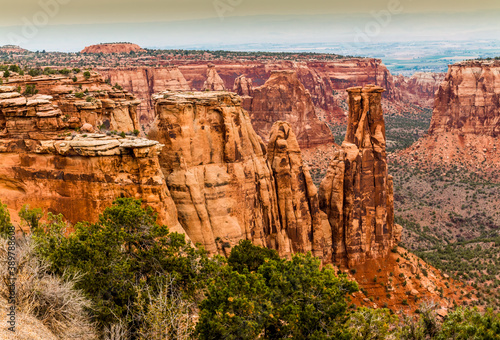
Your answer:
(0, 0), (499, 51)
(1, 0), (500, 26)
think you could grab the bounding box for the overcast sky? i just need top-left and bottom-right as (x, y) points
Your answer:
(0, 0), (499, 51)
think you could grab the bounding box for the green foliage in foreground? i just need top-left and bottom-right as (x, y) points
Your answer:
(31, 198), (220, 336)
(0, 200), (11, 238)
(196, 240), (359, 340)
(11, 199), (500, 340)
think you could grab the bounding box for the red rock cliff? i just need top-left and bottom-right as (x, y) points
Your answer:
(249, 70), (334, 148)
(0, 81), (183, 233)
(395, 61), (500, 173)
(150, 91), (326, 257)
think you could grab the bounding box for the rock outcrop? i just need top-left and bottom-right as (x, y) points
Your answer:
(5, 72), (141, 137)
(81, 43), (145, 54)
(0, 82), (183, 233)
(202, 64), (226, 91)
(96, 58), (433, 126)
(249, 70), (334, 148)
(267, 121), (326, 258)
(319, 85), (401, 267)
(233, 75), (253, 108)
(151, 91), (326, 257)
(99, 67), (191, 122)
(393, 72), (445, 109)
(395, 60), (500, 173)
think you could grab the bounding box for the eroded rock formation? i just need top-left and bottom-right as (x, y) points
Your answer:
(395, 60), (500, 173)
(393, 72), (445, 109)
(249, 70), (334, 148)
(202, 64), (226, 91)
(0, 83), (182, 233)
(151, 91), (327, 257)
(319, 85), (401, 267)
(267, 121), (327, 258)
(81, 43), (145, 54)
(99, 67), (191, 122)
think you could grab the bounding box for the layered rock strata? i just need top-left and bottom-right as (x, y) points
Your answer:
(249, 70), (334, 148)
(396, 60), (500, 173)
(202, 64), (226, 91)
(5, 73), (141, 136)
(99, 67), (191, 122)
(0, 84), (182, 232)
(319, 85), (401, 267)
(151, 91), (326, 257)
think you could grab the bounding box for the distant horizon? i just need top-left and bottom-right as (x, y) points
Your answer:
(1, 10), (500, 53)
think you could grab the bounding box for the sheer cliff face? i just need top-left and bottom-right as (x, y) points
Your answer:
(249, 70), (335, 148)
(395, 61), (500, 172)
(4, 73), (141, 137)
(0, 83), (182, 232)
(267, 121), (327, 258)
(429, 61), (500, 137)
(99, 67), (191, 123)
(319, 85), (401, 267)
(393, 72), (445, 109)
(98, 58), (410, 125)
(151, 91), (327, 257)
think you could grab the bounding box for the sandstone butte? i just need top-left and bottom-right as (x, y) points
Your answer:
(99, 58), (439, 124)
(0, 76), (182, 234)
(395, 60), (500, 174)
(247, 70), (335, 149)
(81, 43), (145, 54)
(0, 45), (28, 53)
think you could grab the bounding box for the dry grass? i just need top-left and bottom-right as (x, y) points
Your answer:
(0, 237), (97, 339)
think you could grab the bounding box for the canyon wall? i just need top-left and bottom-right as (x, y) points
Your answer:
(395, 61), (500, 173)
(150, 91), (326, 257)
(0, 81), (182, 232)
(393, 72), (445, 108)
(99, 67), (191, 123)
(319, 85), (401, 267)
(98, 58), (420, 125)
(248, 70), (334, 148)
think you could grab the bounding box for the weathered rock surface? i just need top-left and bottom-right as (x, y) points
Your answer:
(233, 75), (253, 109)
(202, 64), (226, 91)
(99, 67), (191, 122)
(393, 72), (445, 109)
(81, 43), (145, 54)
(319, 85), (401, 267)
(151, 91), (328, 257)
(267, 121), (327, 258)
(0, 83), (183, 233)
(99, 58), (433, 126)
(249, 70), (334, 148)
(395, 60), (500, 173)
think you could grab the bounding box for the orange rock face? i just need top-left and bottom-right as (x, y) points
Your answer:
(395, 61), (500, 173)
(393, 72), (445, 109)
(81, 43), (145, 54)
(202, 64), (226, 91)
(319, 85), (401, 267)
(97, 58), (428, 126)
(150, 91), (327, 257)
(249, 70), (334, 148)
(0, 81), (183, 233)
(267, 121), (327, 258)
(99, 67), (191, 123)
(3, 73), (141, 138)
